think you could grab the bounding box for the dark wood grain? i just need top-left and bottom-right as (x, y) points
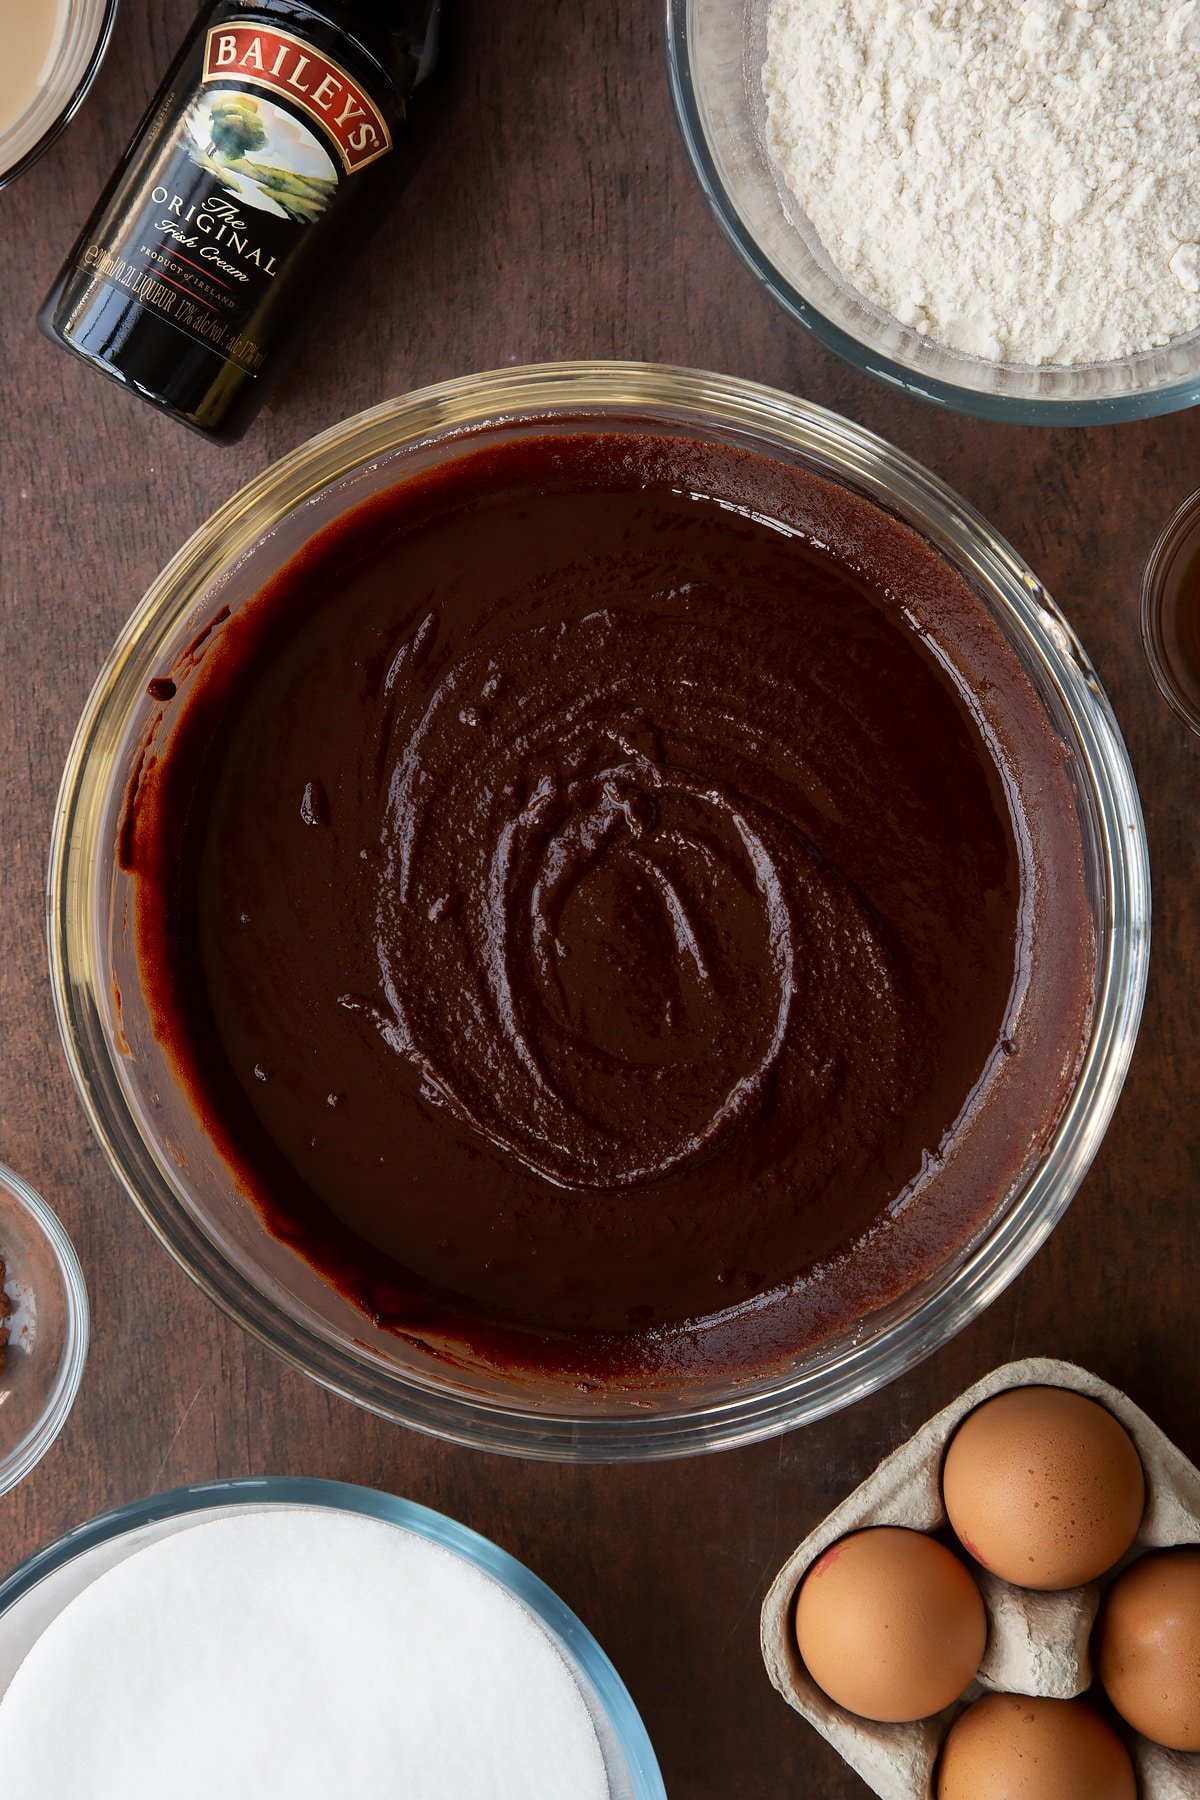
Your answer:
(1, 3), (1197, 1794)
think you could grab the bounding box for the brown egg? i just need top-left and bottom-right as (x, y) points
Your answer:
(1096, 1545), (1200, 1750)
(937, 1694), (1137, 1800)
(942, 1386), (1144, 1589)
(793, 1526), (986, 1723)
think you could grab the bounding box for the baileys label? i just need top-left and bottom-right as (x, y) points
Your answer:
(202, 26), (392, 172)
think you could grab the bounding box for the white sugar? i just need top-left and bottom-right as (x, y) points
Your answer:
(0, 1508), (611, 1799)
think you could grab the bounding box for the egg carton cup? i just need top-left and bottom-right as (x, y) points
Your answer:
(760, 1358), (1200, 1798)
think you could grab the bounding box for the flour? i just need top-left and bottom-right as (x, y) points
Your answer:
(763, 0), (1200, 365)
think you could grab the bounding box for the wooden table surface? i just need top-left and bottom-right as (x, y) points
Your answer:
(1, 2), (1197, 1793)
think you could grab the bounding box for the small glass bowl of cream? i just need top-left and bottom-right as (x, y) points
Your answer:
(0, 0), (119, 191)
(0, 1165), (89, 1496)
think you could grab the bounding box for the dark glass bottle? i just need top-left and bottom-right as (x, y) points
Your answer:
(39, 1), (441, 442)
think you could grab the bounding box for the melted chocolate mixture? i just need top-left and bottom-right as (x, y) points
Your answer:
(126, 431), (1092, 1385)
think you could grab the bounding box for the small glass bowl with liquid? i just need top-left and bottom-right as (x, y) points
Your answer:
(1141, 490), (1200, 737)
(0, 0), (119, 192)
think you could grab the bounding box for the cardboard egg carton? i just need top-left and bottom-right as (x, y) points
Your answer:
(760, 1358), (1200, 1798)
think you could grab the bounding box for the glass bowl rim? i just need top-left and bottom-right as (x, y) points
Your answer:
(0, 1163), (90, 1498)
(47, 360), (1151, 1461)
(0, 1473), (667, 1798)
(1140, 486), (1200, 738)
(662, 0), (1200, 426)
(0, 0), (120, 193)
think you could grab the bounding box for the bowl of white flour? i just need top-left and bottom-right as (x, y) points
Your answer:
(665, 0), (1200, 420)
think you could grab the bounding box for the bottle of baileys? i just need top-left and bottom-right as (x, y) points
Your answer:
(40, 2), (442, 442)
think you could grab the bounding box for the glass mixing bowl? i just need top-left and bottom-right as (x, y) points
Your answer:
(0, 1476), (666, 1799)
(48, 363), (1150, 1460)
(664, 0), (1200, 424)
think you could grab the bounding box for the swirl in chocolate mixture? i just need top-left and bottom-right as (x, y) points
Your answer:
(373, 599), (908, 1192)
(127, 431), (1092, 1386)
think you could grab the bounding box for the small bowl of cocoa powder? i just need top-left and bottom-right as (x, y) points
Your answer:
(0, 1166), (88, 1496)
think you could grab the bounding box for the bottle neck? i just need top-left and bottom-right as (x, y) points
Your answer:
(223, 0), (442, 97)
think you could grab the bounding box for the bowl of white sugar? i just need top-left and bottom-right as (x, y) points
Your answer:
(0, 1478), (666, 1799)
(665, 0), (1200, 421)
(0, 0), (119, 191)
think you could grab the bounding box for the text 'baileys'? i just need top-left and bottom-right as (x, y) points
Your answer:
(39, 2), (442, 443)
